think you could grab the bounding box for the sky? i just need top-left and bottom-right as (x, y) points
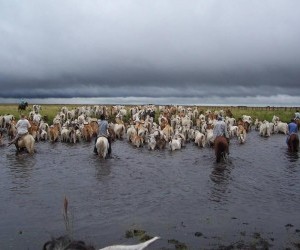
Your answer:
(1, 0), (300, 106)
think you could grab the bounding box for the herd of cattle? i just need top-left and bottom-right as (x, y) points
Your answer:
(0, 104), (290, 152)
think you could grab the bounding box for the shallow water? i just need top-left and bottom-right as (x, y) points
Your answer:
(0, 131), (299, 249)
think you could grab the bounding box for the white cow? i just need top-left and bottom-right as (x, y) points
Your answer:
(225, 117), (236, 127)
(60, 127), (71, 142)
(126, 125), (137, 142)
(187, 128), (196, 142)
(269, 122), (275, 134)
(169, 137), (182, 151)
(113, 123), (126, 139)
(229, 125), (238, 138)
(2, 114), (15, 128)
(39, 129), (48, 141)
(147, 134), (157, 150)
(199, 113), (206, 122)
(259, 121), (271, 137)
(194, 130), (206, 147)
(67, 110), (76, 121)
(272, 115), (280, 124)
(254, 118), (261, 131)
(33, 113), (42, 124)
(174, 131), (186, 147)
(205, 128), (214, 146)
(242, 115), (253, 127)
(274, 121), (288, 134)
(181, 116), (192, 129)
(33, 104), (42, 113)
(200, 121), (207, 134)
(60, 106), (68, 115)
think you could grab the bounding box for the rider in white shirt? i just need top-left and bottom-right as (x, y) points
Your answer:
(295, 110), (300, 120)
(8, 114), (31, 146)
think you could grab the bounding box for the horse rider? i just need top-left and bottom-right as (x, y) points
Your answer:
(93, 114), (112, 155)
(213, 115), (230, 144)
(286, 118), (298, 144)
(7, 114), (31, 147)
(294, 110), (300, 120)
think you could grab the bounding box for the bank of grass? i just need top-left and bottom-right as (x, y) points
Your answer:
(0, 103), (297, 125)
(0, 104), (76, 125)
(224, 107), (295, 123)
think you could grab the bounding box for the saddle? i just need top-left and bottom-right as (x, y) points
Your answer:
(98, 134), (109, 139)
(15, 132), (29, 144)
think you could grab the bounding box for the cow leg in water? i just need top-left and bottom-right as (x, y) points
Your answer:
(93, 137), (98, 154)
(108, 136), (112, 155)
(226, 138), (230, 154)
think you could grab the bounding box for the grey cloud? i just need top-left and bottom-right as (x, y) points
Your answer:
(0, 0), (300, 104)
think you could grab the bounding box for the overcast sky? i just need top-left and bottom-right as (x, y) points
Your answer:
(1, 0), (300, 106)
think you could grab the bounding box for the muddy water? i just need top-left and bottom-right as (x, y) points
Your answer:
(0, 131), (299, 249)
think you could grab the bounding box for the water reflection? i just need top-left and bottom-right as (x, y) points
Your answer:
(209, 161), (234, 203)
(285, 149), (299, 162)
(88, 152), (116, 181)
(94, 162), (112, 180)
(6, 152), (36, 194)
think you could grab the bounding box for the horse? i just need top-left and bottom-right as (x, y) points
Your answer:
(18, 102), (28, 112)
(95, 136), (109, 159)
(15, 133), (35, 154)
(287, 134), (299, 152)
(295, 119), (300, 131)
(214, 136), (229, 163)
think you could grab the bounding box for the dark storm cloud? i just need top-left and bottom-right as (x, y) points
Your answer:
(0, 0), (300, 104)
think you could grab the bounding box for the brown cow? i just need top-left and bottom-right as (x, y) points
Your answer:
(156, 136), (167, 150)
(130, 134), (143, 147)
(90, 120), (98, 137)
(108, 127), (116, 142)
(7, 120), (17, 140)
(28, 121), (39, 141)
(49, 123), (61, 142)
(81, 123), (93, 142)
(162, 124), (174, 141)
(237, 118), (251, 133)
(237, 124), (247, 144)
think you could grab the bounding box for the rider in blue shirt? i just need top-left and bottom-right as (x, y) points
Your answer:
(213, 116), (230, 142)
(93, 114), (112, 155)
(286, 118), (298, 144)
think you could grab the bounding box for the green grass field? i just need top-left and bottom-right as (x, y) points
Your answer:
(0, 103), (297, 125)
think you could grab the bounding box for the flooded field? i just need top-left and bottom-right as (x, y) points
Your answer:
(0, 131), (299, 249)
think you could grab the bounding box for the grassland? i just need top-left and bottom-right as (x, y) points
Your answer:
(0, 103), (297, 125)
